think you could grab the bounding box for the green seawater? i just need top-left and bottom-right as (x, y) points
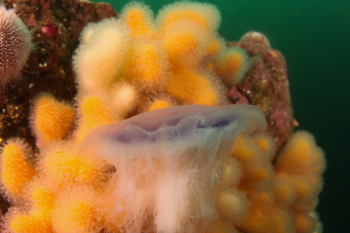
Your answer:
(100, 0), (350, 232)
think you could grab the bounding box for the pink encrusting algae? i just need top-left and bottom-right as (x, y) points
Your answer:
(0, 1), (325, 233)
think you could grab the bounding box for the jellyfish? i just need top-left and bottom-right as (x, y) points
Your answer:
(80, 104), (267, 233)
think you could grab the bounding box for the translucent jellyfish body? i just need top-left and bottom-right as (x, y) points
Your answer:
(80, 104), (267, 233)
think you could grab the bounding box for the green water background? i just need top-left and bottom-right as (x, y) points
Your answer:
(97, 0), (350, 232)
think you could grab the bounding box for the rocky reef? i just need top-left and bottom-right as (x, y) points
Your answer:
(0, 0), (324, 233)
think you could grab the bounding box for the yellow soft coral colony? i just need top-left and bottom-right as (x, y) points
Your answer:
(30, 94), (74, 146)
(0, 139), (36, 200)
(0, 1), (326, 233)
(6, 180), (55, 233)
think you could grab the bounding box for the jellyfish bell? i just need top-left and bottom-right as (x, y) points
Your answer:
(81, 104), (266, 160)
(79, 104), (267, 233)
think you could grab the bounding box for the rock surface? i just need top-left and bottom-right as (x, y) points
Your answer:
(229, 31), (296, 152)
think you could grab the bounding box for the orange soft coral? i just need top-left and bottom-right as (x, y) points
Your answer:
(73, 1), (249, 107)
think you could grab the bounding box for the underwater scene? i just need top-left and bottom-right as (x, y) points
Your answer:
(0, 0), (348, 232)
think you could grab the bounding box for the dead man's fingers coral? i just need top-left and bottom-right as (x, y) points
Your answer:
(30, 94), (74, 146)
(121, 1), (156, 38)
(73, 18), (129, 93)
(0, 139), (36, 200)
